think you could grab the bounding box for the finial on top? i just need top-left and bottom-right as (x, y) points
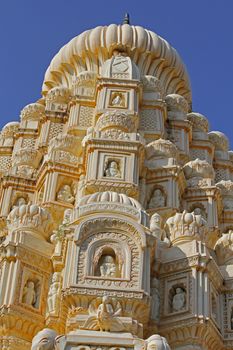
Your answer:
(122, 13), (130, 25)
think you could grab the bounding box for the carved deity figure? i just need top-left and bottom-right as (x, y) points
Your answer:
(31, 328), (57, 350)
(22, 280), (37, 307)
(148, 189), (165, 209)
(99, 255), (117, 278)
(172, 287), (186, 312)
(146, 334), (171, 350)
(111, 93), (125, 107)
(13, 196), (27, 209)
(150, 288), (160, 321)
(83, 296), (124, 332)
(56, 184), (75, 204)
(150, 213), (171, 247)
(105, 161), (121, 178)
(47, 272), (61, 314)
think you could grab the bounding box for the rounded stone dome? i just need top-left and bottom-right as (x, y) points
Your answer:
(20, 103), (45, 121)
(208, 131), (229, 151)
(42, 24), (191, 103)
(78, 191), (142, 210)
(187, 112), (209, 132)
(146, 335), (171, 350)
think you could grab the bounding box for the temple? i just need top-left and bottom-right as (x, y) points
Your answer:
(0, 20), (233, 350)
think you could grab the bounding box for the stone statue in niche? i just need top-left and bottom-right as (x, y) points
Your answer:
(12, 196), (27, 209)
(47, 272), (61, 314)
(110, 92), (125, 107)
(148, 188), (166, 209)
(22, 280), (38, 307)
(31, 328), (58, 350)
(172, 287), (186, 312)
(105, 160), (121, 178)
(99, 255), (117, 278)
(56, 184), (75, 204)
(83, 295), (125, 332)
(150, 288), (160, 321)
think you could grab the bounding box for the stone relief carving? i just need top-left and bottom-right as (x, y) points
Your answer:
(22, 278), (40, 308)
(12, 196), (27, 209)
(104, 160), (121, 178)
(165, 210), (207, 244)
(110, 92), (126, 108)
(96, 111), (135, 133)
(7, 203), (53, 239)
(150, 213), (171, 247)
(148, 188), (166, 209)
(47, 272), (61, 314)
(56, 184), (75, 204)
(82, 296), (125, 332)
(22, 280), (37, 307)
(99, 255), (117, 278)
(172, 287), (186, 312)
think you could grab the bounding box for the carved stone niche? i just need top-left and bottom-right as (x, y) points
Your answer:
(163, 275), (189, 317)
(55, 177), (76, 207)
(19, 269), (43, 311)
(147, 187), (166, 210)
(64, 216), (150, 293)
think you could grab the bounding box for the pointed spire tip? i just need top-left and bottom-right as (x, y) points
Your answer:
(122, 13), (130, 25)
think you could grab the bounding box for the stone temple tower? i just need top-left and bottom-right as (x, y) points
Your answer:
(0, 19), (233, 350)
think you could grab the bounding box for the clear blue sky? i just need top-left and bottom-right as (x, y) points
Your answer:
(1, 0), (233, 146)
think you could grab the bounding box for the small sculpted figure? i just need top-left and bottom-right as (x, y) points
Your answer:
(111, 93), (125, 107)
(22, 280), (37, 307)
(31, 328), (57, 350)
(150, 213), (171, 247)
(105, 161), (121, 178)
(146, 334), (171, 350)
(100, 255), (117, 278)
(148, 189), (165, 209)
(47, 272), (61, 314)
(83, 296), (124, 332)
(150, 213), (162, 240)
(13, 196), (27, 209)
(172, 287), (186, 312)
(56, 184), (75, 204)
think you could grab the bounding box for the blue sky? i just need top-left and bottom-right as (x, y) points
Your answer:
(1, 0), (233, 146)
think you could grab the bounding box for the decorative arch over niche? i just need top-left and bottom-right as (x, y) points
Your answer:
(73, 216), (147, 289)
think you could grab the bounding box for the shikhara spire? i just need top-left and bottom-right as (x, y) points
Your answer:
(0, 21), (232, 350)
